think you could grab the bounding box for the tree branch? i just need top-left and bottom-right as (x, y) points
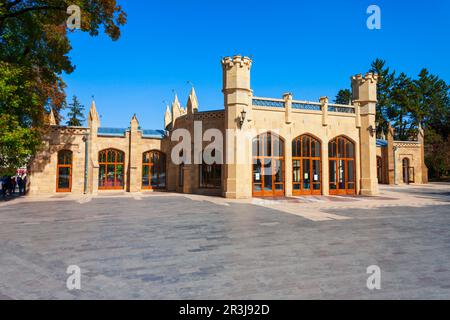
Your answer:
(2, 5), (67, 19)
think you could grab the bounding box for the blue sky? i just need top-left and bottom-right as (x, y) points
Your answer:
(63, 0), (450, 129)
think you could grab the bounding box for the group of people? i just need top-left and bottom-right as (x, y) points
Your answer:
(1, 174), (27, 199)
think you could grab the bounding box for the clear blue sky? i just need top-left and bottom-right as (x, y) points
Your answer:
(63, 0), (450, 129)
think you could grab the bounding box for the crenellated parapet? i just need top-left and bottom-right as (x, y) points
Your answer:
(351, 73), (379, 104)
(221, 55), (252, 71)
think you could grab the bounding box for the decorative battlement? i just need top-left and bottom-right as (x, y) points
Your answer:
(352, 72), (379, 84)
(221, 55), (252, 70)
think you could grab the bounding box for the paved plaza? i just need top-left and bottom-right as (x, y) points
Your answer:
(0, 184), (449, 299)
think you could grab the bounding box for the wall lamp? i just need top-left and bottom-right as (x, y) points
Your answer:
(368, 123), (379, 137)
(239, 109), (247, 129)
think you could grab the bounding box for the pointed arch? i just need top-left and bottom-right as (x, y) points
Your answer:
(328, 136), (356, 195)
(142, 150), (166, 190)
(98, 148), (125, 190)
(292, 134), (322, 195)
(252, 131), (285, 197)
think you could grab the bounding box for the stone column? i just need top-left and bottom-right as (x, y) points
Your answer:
(387, 124), (395, 185)
(128, 115), (141, 193)
(88, 101), (100, 195)
(352, 73), (379, 196)
(322, 141), (329, 196)
(320, 96), (328, 127)
(284, 93), (292, 124)
(417, 124), (428, 184)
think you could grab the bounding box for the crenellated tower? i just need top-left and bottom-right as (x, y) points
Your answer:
(352, 73), (379, 195)
(221, 55), (253, 199)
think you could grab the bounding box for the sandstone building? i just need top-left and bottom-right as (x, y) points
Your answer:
(28, 56), (428, 198)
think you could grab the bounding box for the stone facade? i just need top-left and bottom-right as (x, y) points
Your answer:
(28, 55), (428, 198)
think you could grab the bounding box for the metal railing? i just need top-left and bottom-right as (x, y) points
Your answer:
(252, 98), (285, 108)
(327, 104), (355, 114)
(292, 101), (322, 111)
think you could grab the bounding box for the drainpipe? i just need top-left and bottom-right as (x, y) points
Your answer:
(393, 146), (398, 185)
(83, 133), (89, 194)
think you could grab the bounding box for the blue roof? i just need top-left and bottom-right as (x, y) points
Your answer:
(97, 127), (165, 139)
(142, 129), (165, 139)
(98, 127), (127, 136)
(376, 139), (388, 147)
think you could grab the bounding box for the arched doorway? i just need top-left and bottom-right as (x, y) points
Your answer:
(142, 150), (166, 190)
(56, 150), (72, 192)
(98, 149), (125, 190)
(292, 134), (322, 195)
(402, 158), (413, 184)
(377, 156), (383, 183)
(252, 132), (285, 197)
(329, 136), (356, 195)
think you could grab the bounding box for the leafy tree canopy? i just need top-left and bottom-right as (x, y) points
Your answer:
(334, 89), (352, 105)
(335, 59), (450, 179)
(0, 0), (126, 173)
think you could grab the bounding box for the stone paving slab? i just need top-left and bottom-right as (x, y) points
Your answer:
(0, 184), (449, 299)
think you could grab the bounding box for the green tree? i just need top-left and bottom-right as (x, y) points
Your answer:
(0, 61), (41, 175)
(390, 72), (416, 140)
(334, 89), (352, 105)
(0, 0), (126, 172)
(413, 69), (450, 137)
(66, 95), (85, 126)
(369, 58), (395, 136)
(412, 69), (450, 179)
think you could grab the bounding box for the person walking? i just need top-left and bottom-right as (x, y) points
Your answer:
(0, 177), (3, 199)
(17, 176), (24, 195)
(10, 176), (16, 195)
(2, 176), (9, 198)
(22, 174), (27, 195)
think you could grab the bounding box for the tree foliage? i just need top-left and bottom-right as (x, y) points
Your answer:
(0, 0), (126, 172)
(334, 89), (352, 105)
(66, 95), (85, 126)
(336, 59), (450, 179)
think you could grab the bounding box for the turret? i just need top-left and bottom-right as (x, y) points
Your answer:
(187, 87), (199, 114)
(130, 113), (139, 131)
(88, 100), (100, 133)
(352, 73), (379, 195)
(48, 108), (57, 126)
(221, 55), (253, 199)
(171, 94), (183, 127)
(164, 105), (172, 130)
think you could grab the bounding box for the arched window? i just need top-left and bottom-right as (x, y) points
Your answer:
(199, 149), (222, 189)
(292, 134), (322, 195)
(142, 150), (166, 190)
(57, 150), (72, 192)
(377, 156), (383, 183)
(252, 132), (285, 197)
(329, 136), (356, 195)
(98, 149), (125, 190)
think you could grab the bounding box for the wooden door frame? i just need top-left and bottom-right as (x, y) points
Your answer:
(328, 136), (356, 195)
(292, 134), (322, 196)
(56, 150), (72, 193)
(142, 150), (167, 191)
(252, 132), (285, 197)
(98, 149), (125, 190)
